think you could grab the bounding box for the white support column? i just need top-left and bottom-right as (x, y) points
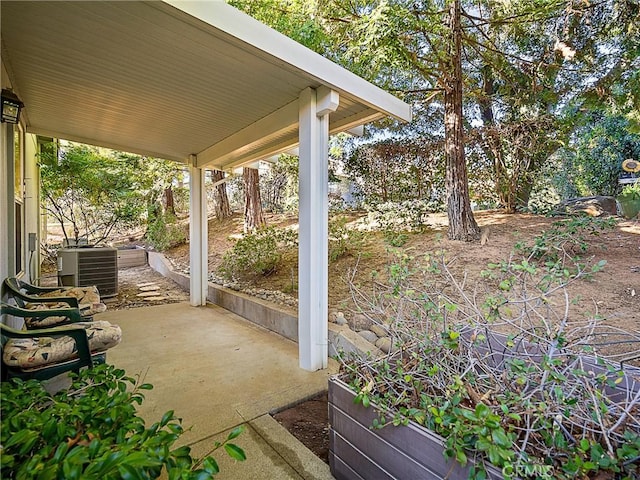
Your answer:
(298, 86), (338, 371)
(189, 158), (208, 306)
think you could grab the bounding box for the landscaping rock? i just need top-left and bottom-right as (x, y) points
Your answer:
(555, 196), (617, 216)
(375, 337), (392, 353)
(370, 324), (389, 338)
(351, 314), (370, 330)
(357, 330), (378, 344)
(335, 312), (348, 326)
(328, 323), (383, 359)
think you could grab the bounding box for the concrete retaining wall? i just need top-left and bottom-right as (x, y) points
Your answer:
(147, 252), (380, 357)
(207, 284), (298, 342)
(147, 252), (190, 291)
(147, 252), (298, 341)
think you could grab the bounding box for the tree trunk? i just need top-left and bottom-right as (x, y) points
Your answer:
(243, 167), (265, 232)
(211, 169), (232, 220)
(515, 175), (534, 208)
(478, 65), (514, 212)
(163, 186), (175, 216)
(444, 0), (480, 241)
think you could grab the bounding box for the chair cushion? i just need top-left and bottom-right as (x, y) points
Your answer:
(2, 321), (122, 370)
(39, 286), (107, 315)
(22, 285), (107, 328)
(39, 286), (101, 303)
(22, 302), (107, 328)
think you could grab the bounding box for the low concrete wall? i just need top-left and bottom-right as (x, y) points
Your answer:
(147, 252), (298, 342)
(147, 252), (190, 291)
(147, 252), (381, 357)
(208, 284), (298, 342)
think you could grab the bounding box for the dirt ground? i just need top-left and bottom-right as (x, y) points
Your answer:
(272, 392), (330, 464)
(103, 265), (190, 310)
(165, 210), (639, 356)
(86, 209), (639, 463)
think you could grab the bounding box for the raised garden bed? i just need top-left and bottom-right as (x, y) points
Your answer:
(329, 377), (503, 480)
(117, 246), (147, 269)
(328, 329), (640, 480)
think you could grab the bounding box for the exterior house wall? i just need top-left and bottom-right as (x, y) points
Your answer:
(1, 59), (39, 286)
(1, 61), (14, 284)
(23, 133), (41, 282)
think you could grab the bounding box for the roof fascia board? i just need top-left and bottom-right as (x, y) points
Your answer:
(328, 109), (384, 135)
(195, 99), (299, 167)
(161, 1), (411, 123)
(212, 142), (299, 172)
(26, 127), (187, 164)
(201, 108), (384, 171)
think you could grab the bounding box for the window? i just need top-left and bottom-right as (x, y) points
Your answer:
(14, 124), (24, 275)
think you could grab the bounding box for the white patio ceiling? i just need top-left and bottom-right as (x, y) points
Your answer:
(1, 0), (411, 170)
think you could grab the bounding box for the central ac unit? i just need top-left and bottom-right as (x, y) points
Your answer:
(57, 247), (118, 297)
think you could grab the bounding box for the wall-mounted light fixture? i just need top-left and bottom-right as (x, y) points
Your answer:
(1, 89), (24, 124)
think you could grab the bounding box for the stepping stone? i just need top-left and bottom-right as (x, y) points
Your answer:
(137, 282), (157, 287)
(139, 285), (159, 292)
(136, 291), (162, 297)
(144, 296), (167, 301)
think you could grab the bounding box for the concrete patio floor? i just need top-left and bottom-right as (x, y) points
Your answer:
(100, 302), (337, 480)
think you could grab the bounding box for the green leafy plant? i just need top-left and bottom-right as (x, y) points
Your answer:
(219, 226), (297, 279)
(338, 245), (639, 480)
(329, 216), (366, 261)
(383, 229), (409, 247)
(514, 216), (617, 271)
(146, 212), (187, 251)
(618, 182), (640, 201)
(0, 364), (245, 479)
(364, 200), (437, 232)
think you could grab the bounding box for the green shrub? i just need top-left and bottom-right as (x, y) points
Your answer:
(340, 249), (639, 480)
(146, 213), (186, 251)
(0, 364), (245, 479)
(220, 227), (297, 279)
(525, 183), (560, 214)
(618, 182), (640, 201)
(220, 218), (366, 279)
(364, 200), (437, 231)
(383, 229), (409, 247)
(514, 216), (617, 270)
(329, 216), (366, 261)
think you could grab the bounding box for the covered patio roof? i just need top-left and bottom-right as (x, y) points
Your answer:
(2, 0), (411, 371)
(1, 0), (410, 169)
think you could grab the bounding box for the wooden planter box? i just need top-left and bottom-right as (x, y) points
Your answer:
(117, 247), (147, 269)
(328, 377), (503, 480)
(328, 334), (640, 480)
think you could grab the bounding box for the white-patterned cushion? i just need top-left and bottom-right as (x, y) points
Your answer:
(22, 285), (107, 327)
(3, 321), (122, 370)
